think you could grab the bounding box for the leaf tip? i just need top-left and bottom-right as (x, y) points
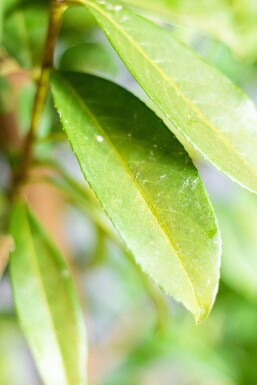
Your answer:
(194, 307), (210, 325)
(194, 282), (220, 325)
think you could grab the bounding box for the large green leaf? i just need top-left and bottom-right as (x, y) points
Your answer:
(119, 0), (257, 60)
(51, 71), (221, 322)
(9, 202), (87, 385)
(79, 0), (257, 194)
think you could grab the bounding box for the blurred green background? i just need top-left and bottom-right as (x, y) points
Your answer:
(1, 0), (257, 384)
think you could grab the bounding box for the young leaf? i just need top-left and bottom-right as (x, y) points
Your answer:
(9, 202), (87, 385)
(51, 71), (221, 322)
(80, 0), (257, 195)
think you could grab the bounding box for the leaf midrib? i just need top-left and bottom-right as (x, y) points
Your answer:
(55, 73), (202, 312)
(84, 0), (257, 185)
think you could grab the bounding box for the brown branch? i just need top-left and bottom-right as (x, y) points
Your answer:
(10, 0), (67, 199)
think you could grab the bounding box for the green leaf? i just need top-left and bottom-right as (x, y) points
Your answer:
(118, 0), (257, 61)
(60, 42), (118, 78)
(0, 0), (3, 43)
(117, 0), (236, 53)
(0, 76), (12, 114)
(9, 202), (87, 385)
(51, 71), (221, 322)
(3, 2), (48, 68)
(80, 0), (257, 195)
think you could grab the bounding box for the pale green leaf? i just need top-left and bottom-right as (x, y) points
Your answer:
(117, 0), (234, 54)
(120, 0), (257, 61)
(80, 0), (257, 194)
(51, 71), (221, 322)
(9, 202), (87, 385)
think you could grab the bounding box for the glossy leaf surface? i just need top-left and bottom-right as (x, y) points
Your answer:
(81, 0), (257, 194)
(51, 71), (221, 322)
(9, 202), (87, 385)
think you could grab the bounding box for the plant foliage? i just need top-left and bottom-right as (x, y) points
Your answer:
(1, 0), (257, 384)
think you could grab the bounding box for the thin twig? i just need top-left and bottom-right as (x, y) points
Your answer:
(11, 0), (67, 198)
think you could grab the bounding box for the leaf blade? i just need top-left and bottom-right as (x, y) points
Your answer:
(81, 0), (257, 194)
(9, 202), (87, 385)
(51, 71), (221, 322)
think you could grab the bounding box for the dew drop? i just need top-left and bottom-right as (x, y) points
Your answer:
(106, 3), (122, 11)
(191, 179), (198, 189)
(96, 135), (104, 142)
(114, 4), (123, 11)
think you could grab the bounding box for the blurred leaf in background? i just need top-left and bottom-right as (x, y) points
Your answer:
(2, 0), (49, 69)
